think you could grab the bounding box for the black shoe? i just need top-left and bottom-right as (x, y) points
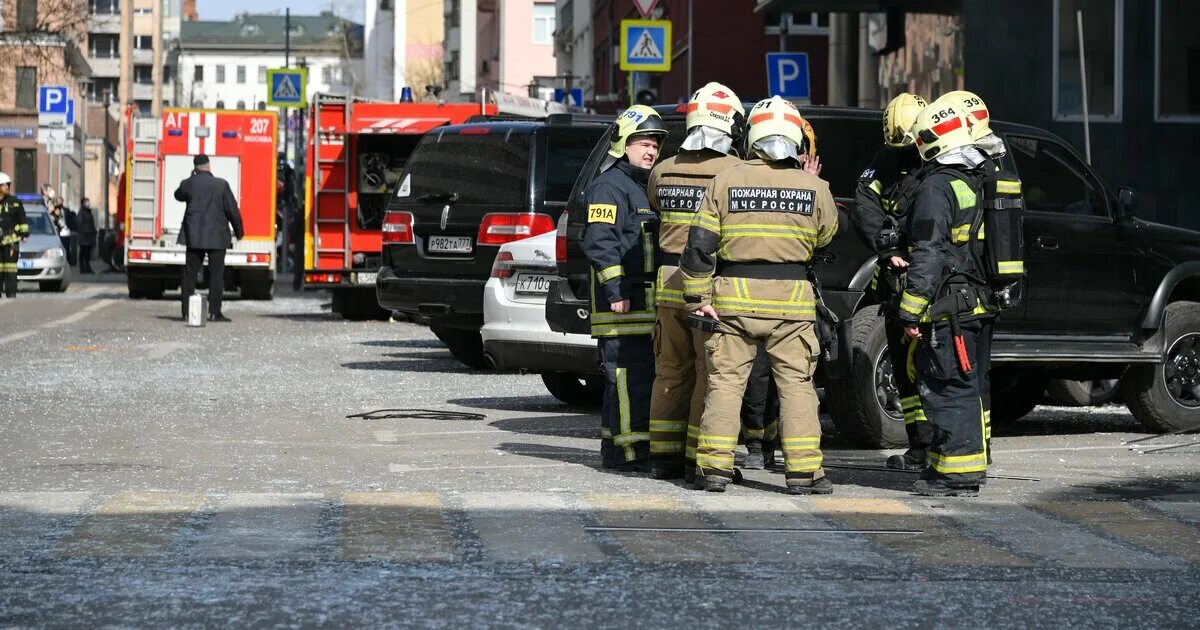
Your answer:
(695, 476), (728, 492)
(913, 479), (980, 497)
(613, 459), (652, 474)
(651, 462), (684, 480)
(743, 452), (766, 470)
(683, 466), (696, 485)
(209, 313), (232, 323)
(886, 448), (927, 471)
(787, 476), (834, 495)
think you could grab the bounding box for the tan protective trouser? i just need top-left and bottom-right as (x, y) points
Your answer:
(695, 316), (824, 485)
(649, 306), (707, 467)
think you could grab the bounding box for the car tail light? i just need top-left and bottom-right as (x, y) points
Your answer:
(305, 273), (343, 284)
(128, 249), (151, 260)
(490, 251), (514, 279)
(477, 213), (555, 246)
(555, 212), (568, 264)
(247, 253), (271, 264)
(382, 210), (414, 244)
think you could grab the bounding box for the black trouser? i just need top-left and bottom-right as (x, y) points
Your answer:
(181, 248), (226, 317)
(598, 335), (654, 466)
(1, 243), (17, 297)
(977, 317), (995, 457)
(79, 245), (94, 273)
(914, 317), (992, 486)
(740, 348), (779, 445)
(885, 313), (932, 451)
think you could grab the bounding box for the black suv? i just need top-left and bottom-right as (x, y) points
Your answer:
(376, 116), (610, 367)
(548, 104), (1200, 447)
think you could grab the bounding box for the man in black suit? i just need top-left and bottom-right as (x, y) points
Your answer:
(175, 154), (244, 322)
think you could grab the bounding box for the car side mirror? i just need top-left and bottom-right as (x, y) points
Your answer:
(1118, 187), (1138, 218)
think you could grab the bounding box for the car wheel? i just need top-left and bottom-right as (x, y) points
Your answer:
(990, 368), (1050, 424)
(1045, 378), (1122, 407)
(541, 372), (603, 406)
(825, 309), (908, 449)
(431, 325), (489, 369)
(1124, 301), (1200, 433)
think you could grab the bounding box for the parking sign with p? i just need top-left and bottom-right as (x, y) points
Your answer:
(38, 86), (69, 126)
(766, 53), (811, 102)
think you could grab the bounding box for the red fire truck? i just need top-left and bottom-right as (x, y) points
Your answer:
(303, 94), (499, 318)
(123, 107), (279, 299)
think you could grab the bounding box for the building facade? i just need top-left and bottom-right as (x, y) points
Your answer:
(443, 0), (557, 102)
(176, 13), (365, 110)
(553, 0), (594, 104)
(85, 0), (182, 116)
(363, 0), (445, 102)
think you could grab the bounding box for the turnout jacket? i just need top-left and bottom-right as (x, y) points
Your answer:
(583, 160), (659, 337)
(0, 195), (29, 246)
(647, 149), (743, 309)
(898, 166), (996, 324)
(852, 145), (923, 257)
(680, 158), (838, 322)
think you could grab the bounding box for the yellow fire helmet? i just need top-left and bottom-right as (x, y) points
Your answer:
(747, 96), (812, 156)
(607, 104), (669, 159)
(912, 99), (975, 162)
(883, 92), (928, 148)
(939, 90), (992, 141)
(685, 82), (746, 138)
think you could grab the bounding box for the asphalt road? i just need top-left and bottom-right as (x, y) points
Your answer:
(1, 277), (1197, 627)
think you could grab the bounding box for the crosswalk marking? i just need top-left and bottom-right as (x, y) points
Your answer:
(690, 494), (896, 566)
(1037, 501), (1200, 565)
(584, 494), (740, 562)
(924, 501), (1176, 569)
(810, 497), (1033, 568)
(192, 493), (324, 559)
(57, 492), (203, 557)
(461, 492), (607, 563)
(340, 492), (456, 562)
(0, 492), (91, 555)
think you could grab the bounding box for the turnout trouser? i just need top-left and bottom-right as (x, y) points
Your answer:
(649, 306), (707, 471)
(181, 248), (226, 317)
(740, 349), (779, 445)
(695, 316), (823, 487)
(887, 313), (931, 451)
(1, 243), (17, 297)
(977, 317), (995, 461)
(914, 317), (991, 486)
(599, 335), (654, 465)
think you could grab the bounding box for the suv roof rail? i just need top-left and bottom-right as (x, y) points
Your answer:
(546, 113), (614, 125)
(463, 114), (543, 124)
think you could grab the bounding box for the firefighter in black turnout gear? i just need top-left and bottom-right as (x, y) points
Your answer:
(851, 92), (930, 471)
(0, 172), (30, 298)
(899, 95), (1017, 497)
(584, 105), (668, 472)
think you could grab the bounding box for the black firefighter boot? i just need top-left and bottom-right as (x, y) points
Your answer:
(886, 448), (927, 471)
(742, 440), (766, 470)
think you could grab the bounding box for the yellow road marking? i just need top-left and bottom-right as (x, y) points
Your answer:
(339, 492), (457, 562)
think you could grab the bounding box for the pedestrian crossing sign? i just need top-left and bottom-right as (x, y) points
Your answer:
(620, 19), (671, 72)
(267, 68), (307, 108)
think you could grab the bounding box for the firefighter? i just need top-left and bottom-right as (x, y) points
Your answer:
(850, 92), (930, 471)
(0, 173), (30, 298)
(681, 96), (838, 494)
(584, 105), (668, 472)
(646, 83), (745, 481)
(898, 97), (999, 497)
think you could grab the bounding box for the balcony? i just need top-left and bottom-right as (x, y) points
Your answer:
(132, 83), (154, 100)
(88, 57), (120, 77)
(132, 49), (153, 64)
(89, 13), (121, 34)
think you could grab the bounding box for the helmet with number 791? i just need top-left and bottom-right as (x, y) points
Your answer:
(747, 96), (814, 157)
(912, 100), (975, 162)
(607, 104), (669, 158)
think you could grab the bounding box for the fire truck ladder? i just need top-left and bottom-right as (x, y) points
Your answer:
(128, 117), (160, 240)
(312, 93), (367, 271)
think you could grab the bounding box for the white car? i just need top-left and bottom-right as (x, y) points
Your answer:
(17, 201), (71, 292)
(481, 231), (601, 405)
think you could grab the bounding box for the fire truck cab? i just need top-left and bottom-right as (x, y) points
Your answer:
(123, 108), (279, 299)
(304, 94), (500, 318)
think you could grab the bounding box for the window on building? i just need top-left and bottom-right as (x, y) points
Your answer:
(92, 0), (120, 15)
(134, 99), (151, 114)
(1008, 136), (1107, 218)
(764, 11), (829, 35)
(321, 65), (332, 85)
(533, 3), (555, 44)
(342, 68), (353, 86)
(134, 65), (152, 84)
(1157, 0), (1200, 120)
(17, 0), (38, 30)
(194, 65), (204, 82)
(1054, 0), (1123, 121)
(134, 35), (153, 50)
(215, 100), (225, 109)
(256, 101), (266, 110)
(236, 65), (246, 84)
(163, 65), (174, 83)
(15, 67), (37, 109)
(257, 66), (267, 83)
(90, 34), (119, 58)
(216, 65), (226, 83)
(14, 149), (37, 194)
(236, 100), (246, 110)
